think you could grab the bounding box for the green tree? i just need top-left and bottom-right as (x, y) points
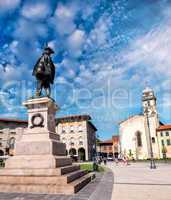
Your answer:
(128, 149), (133, 159)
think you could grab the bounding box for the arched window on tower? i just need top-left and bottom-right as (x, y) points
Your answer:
(136, 131), (142, 147)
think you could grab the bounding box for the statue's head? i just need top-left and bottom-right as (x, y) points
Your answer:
(43, 46), (54, 55)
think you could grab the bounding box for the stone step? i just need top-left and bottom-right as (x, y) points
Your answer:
(0, 183), (73, 195)
(0, 170), (87, 185)
(54, 156), (73, 168)
(65, 173), (94, 193)
(60, 165), (80, 175)
(0, 173), (94, 194)
(0, 165), (80, 176)
(65, 169), (88, 183)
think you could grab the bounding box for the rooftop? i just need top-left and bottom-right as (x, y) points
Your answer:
(157, 125), (171, 131)
(56, 114), (91, 123)
(0, 118), (27, 124)
(119, 114), (143, 125)
(99, 139), (113, 144)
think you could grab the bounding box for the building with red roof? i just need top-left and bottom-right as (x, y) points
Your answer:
(97, 135), (120, 158)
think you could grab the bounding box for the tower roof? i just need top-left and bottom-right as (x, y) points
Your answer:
(142, 87), (153, 94)
(142, 87), (156, 101)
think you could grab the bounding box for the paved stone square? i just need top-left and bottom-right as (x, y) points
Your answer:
(107, 161), (171, 200)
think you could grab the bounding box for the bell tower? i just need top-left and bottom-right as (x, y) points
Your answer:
(142, 87), (157, 117)
(142, 87), (160, 159)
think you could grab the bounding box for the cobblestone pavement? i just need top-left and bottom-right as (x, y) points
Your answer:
(0, 169), (113, 200)
(107, 161), (171, 200)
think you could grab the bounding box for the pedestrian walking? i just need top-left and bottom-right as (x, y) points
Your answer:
(103, 157), (107, 165)
(123, 156), (128, 165)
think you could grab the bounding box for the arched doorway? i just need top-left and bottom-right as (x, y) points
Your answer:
(69, 148), (77, 156)
(134, 131), (143, 160)
(69, 148), (77, 162)
(78, 148), (86, 161)
(136, 131), (142, 147)
(0, 150), (4, 156)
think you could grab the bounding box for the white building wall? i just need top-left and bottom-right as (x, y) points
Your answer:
(120, 115), (149, 159)
(120, 87), (161, 160)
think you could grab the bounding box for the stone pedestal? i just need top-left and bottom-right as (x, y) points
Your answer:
(5, 97), (71, 169)
(0, 97), (93, 194)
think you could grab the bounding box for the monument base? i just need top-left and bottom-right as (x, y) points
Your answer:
(0, 166), (93, 194)
(0, 97), (94, 194)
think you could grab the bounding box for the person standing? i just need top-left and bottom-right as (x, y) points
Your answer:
(103, 157), (107, 165)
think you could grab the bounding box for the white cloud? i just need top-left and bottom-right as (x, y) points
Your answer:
(0, 64), (31, 82)
(53, 3), (78, 35)
(48, 40), (57, 50)
(87, 15), (110, 49)
(21, 2), (51, 20)
(11, 18), (48, 66)
(55, 3), (75, 19)
(81, 12), (171, 96)
(14, 18), (48, 40)
(0, 0), (20, 13)
(118, 21), (171, 78)
(67, 29), (86, 57)
(68, 30), (85, 47)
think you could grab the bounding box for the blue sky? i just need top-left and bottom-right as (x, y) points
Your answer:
(1, 0), (171, 140)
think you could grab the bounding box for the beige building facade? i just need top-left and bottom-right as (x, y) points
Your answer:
(156, 125), (171, 158)
(56, 115), (97, 161)
(120, 87), (171, 159)
(97, 136), (120, 158)
(0, 128), (24, 157)
(0, 119), (27, 156)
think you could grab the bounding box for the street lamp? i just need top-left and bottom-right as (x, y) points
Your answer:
(144, 104), (156, 169)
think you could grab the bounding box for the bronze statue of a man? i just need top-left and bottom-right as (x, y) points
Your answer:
(32, 46), (55, 97)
